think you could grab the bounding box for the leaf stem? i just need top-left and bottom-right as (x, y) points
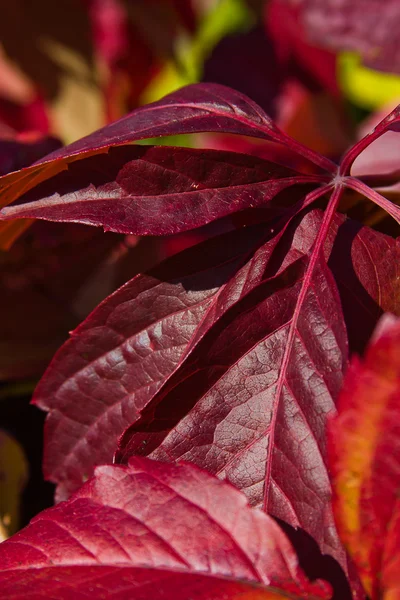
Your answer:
(340, 107), (400, 176)
(345, 177), (400, 224)
(263, 182), (344, 512)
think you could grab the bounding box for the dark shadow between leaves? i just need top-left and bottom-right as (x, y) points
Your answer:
(275, 518), (353, 600)
(328, 218), (385, 355)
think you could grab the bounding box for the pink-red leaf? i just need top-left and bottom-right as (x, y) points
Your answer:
(329, 315), (400, 600)
(0, 145), (323, 235)
(0, 458), (331, 600)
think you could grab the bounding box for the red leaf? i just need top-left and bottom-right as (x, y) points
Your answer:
(329, 315), (400, 599)
(0, 82), (338, 250)
(0, 82), (336, 218)
(32, 204), (398, 598)
(0, 145), (324, 234)
(40, 83), (333, 170)
(33, 224), (270, 501)
(0, 459), (331, 600)
(115, 211), (349, 570)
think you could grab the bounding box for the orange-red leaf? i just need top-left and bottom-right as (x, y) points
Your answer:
(329, 314), (400, 600)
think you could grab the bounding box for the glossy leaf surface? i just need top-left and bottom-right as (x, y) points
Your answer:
(0, 82), (335, 225)
(115, 210), (348, 569)
(329, 315), (400, 599)
(32, 201), (399, 598)
(0, 145), (322, 235)
(0, 458), (331, 600)
(34, 223), (270, 501)
(33, 206), (354, 572)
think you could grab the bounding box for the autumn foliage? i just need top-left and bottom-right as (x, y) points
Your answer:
(1, 1), (400, 599)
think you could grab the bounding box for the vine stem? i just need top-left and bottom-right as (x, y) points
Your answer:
(263, 182), (343, 512)
(340, 105), (400, 176)
(345, 176), (400, 225)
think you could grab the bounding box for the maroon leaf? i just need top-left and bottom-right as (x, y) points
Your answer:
(0, 459), (331, 600)
(115, 211), (349, 570)
(0, 145), (325, 234)
(0, 82), (336, 248)
(38, 83), (335, 173)
(32, 201), (396, 597)
(285, 0), (400, 74)
(33, 224), (271, 501)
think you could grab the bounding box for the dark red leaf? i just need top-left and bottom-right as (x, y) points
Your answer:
(0, 458), (331, 600)
(33, 224), (270, 501)
(0, 145), (324, 234)
(115, 210), (349, 570)
(0, 82), (335, 248)
(40, 83), (334, 171)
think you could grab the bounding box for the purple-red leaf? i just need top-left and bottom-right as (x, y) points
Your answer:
(0, 145), (323, 235)
(0, 458), (331, 600)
